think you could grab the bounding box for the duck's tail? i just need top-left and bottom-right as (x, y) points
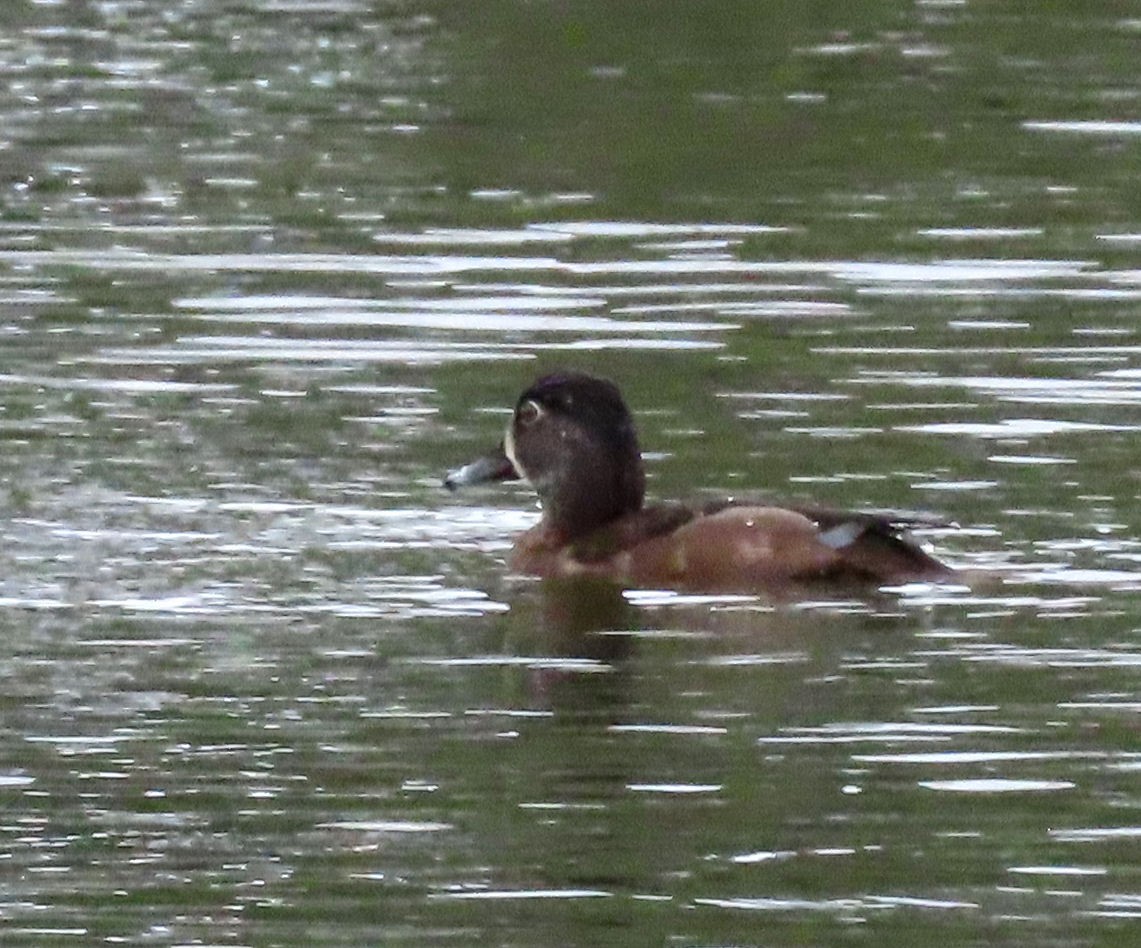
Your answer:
(799, 506), (955, 583)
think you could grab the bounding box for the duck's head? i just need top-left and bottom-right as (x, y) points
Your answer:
(445, 372), (646, 540)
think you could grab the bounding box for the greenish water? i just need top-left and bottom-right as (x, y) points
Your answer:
(1, 2), (1139, 945)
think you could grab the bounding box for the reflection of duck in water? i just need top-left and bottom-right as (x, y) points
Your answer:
(446, 371), (955, 591)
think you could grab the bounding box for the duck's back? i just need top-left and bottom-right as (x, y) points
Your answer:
(513, 500), (951, 590)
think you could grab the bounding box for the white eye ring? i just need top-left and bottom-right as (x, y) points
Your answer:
(517, 399), (543, 427)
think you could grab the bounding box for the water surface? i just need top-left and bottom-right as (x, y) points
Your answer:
(1, 2), (1139, 945)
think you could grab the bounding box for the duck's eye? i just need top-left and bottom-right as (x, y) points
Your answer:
(517, 399), (543, 427)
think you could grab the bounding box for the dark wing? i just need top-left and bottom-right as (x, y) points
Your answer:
(699, 498), (954, 583)
(790, 504), (954, 582)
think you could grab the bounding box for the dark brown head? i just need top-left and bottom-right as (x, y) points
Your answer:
(446, 372), (646, 541)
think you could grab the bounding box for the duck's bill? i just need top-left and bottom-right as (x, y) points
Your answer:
(443, 449), (518, 491)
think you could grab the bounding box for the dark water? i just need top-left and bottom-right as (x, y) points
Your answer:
(1, 2), (1139, 945)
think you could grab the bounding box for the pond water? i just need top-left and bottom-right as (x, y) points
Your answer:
(1, 2), (1139, 945)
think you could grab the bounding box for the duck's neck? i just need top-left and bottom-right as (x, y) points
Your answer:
(538, 456), (645, 542)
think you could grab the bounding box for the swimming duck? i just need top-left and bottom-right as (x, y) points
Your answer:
(444, 371), (953, 589)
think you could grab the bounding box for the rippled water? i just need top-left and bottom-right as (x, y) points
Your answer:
(1, 2), (1139, 945)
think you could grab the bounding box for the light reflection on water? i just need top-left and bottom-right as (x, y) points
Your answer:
(3, 5), (1140, 945)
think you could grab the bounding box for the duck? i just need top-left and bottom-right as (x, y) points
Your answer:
(444, 371), (954, 590)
